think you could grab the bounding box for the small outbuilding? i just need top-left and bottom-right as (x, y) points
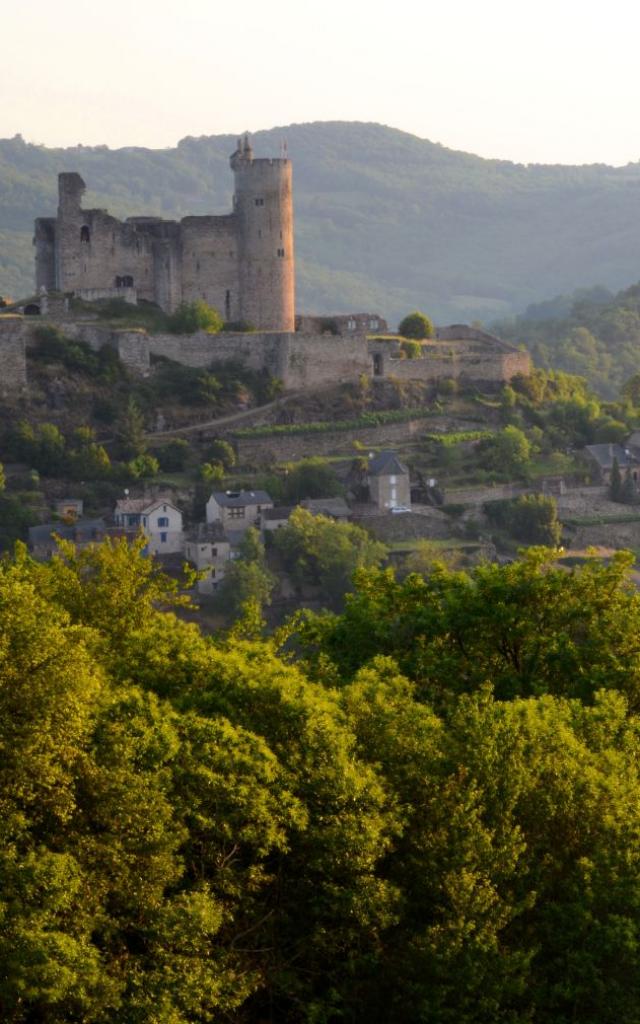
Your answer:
(367, 451), (411, 512)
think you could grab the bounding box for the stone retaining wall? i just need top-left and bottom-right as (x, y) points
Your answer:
(234, 418), (429, 465)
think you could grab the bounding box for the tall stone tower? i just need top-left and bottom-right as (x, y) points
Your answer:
(53, 172), (87, 293)
(231, 135), (295, 331)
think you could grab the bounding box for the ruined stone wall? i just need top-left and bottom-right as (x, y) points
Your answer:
(370, 339), (530, 386)
(147, 330), (284, 375)
(0, 316), (28, 393)
(385, 351), (530, 384)
(280, 333), (370, 389)
(180, 216), (239, 319)
(145, 331), (369, 390)
(110, 330), (151, 375)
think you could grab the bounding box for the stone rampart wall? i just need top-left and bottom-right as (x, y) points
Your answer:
(111, 331), (151, 375)
(382, 349), (530, 384)
(146, 330), (370, 389)
(0, 316), (28, 393)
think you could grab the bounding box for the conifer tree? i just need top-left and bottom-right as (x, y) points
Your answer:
(610, 455), (623, 501)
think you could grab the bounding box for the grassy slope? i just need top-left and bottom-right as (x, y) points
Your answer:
(3, 122), (640, 324)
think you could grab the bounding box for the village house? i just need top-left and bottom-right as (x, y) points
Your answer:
(583, 443), (640, 487)
(367, 451), (411, 511)
(28, 518), (106, 559)
(114, 496), (184, 554)
(184, 523), (232, 596)
(206, 489), (273, 533)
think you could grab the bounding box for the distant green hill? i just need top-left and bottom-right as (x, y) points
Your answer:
(2, 121), (640, 325)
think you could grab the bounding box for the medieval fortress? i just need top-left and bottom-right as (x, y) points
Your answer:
(0, 137), (530, 391)
(34, 136), (295, 331)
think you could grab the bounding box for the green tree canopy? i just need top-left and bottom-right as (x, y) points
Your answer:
(274, 506), (386, 606)
(398, 310), (434, 340)
(3, 537), (640, 1023)
(282, 456), (343, 503)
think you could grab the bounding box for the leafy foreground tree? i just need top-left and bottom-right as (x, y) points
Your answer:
(2, 538), (640, 1022)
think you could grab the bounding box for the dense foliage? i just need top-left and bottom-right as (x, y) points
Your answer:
(483, 493), (563, 545)
(3, 539), (640, 1022)
(5, 123), (640, 324)
(496, 281), (640, 397)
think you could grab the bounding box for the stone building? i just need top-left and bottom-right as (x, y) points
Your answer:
(583, 442), (640, 486)
(184, 523), (232, 596)
(34, 135), (294, 330)
(206, 489), (273, 534)
(368, 451), (411, 511)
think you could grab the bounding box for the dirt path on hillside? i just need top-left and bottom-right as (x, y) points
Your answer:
(144, 393), (298, 441)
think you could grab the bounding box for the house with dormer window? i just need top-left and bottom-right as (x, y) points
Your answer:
(206, 490), (273, 534)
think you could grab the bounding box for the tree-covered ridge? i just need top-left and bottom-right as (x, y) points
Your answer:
(4, 121), (640, 322)
(495, 280), (640, 397)
(3, 537), (640, 1022)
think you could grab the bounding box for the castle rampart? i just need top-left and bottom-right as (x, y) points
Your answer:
(0, 311), (528, 398)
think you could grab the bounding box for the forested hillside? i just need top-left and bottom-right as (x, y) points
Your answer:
(3, 121), (640, 324)
(495, 280), (640, 397)
(4, 539), (640, 1022)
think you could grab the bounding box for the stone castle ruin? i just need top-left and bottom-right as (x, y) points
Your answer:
(34, 135), (294, 331)
(0, 137), (530, 393)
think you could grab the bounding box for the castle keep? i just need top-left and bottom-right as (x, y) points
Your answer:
(34, 135), (295, 331)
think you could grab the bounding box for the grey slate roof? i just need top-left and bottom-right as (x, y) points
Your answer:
(211, 489), (272, 508)
(368, 451), (409, 477)
(115, 496), (180, 515)
(29, 518), (105, 546)
(264, 506), (294, 521)
(583, 443), (637, 470)
(301, 497), (351, 519)
(185, 522), (228, 543)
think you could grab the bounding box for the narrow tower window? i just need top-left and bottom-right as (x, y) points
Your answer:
(80, 225), (90, 243)
(277, 248), (285, 258)
(254, 197), (264, 206)
(225, 290), (231, 319)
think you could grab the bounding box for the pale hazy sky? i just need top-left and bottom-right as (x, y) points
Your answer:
(3, 0), (640, 165)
